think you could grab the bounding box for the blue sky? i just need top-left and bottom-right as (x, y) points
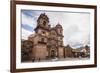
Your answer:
(21, 9), (90, 48)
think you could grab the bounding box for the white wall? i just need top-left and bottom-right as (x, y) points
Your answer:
(0, 0), (100, 73)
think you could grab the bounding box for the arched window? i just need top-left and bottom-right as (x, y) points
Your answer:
(42, 31), (46, 36)
(41, 38), (44, 42)
(43, 21), (46, 26)
(42, 31), (45, 34)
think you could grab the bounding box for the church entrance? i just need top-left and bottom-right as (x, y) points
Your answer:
(51, 50), (55, 58)
(50, 50), (57, 58)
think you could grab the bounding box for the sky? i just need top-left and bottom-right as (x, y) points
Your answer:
(21, 9), (90, 48)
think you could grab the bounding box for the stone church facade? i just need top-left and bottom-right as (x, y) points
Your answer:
(28, 13), (65, 60)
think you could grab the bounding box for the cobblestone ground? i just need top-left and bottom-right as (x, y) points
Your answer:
(38, 57), (90, 62)
(23, 57), (90, 63)
(22, 58), (90, 62)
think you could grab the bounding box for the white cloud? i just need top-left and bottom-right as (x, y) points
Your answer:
(22, 12), (36, 27)
(21, 12), (37, 40)
(45, 12), (90, 47)
(22, 28), (33, 40)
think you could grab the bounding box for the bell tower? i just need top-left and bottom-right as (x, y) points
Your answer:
(34, 13), (50, 43)
(56, 23), (64, 58)
(33, 13), (50, 60)
(35, 13), (49, 32)
(56, 23), (63, 46)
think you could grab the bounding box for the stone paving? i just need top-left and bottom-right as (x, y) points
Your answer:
(38, 57), (90, 62)
(23, 57), (90, 63)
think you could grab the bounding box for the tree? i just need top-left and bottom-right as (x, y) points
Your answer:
(21, 40), (33, 62)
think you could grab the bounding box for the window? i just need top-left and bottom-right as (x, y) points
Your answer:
(43, 21), (46, 26)
(42, 31), (46, 36)
(42, 31), (45, 34)
(41, 38), (44, 42)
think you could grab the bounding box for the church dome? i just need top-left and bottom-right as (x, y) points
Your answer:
(56, 23), (62, 28)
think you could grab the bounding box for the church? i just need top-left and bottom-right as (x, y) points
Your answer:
(21, 13), (90, 62)
(28, 13), (65, 61)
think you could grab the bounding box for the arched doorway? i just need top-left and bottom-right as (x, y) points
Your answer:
(51, 50), (56, 58)
(51, 50), (55, 57)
